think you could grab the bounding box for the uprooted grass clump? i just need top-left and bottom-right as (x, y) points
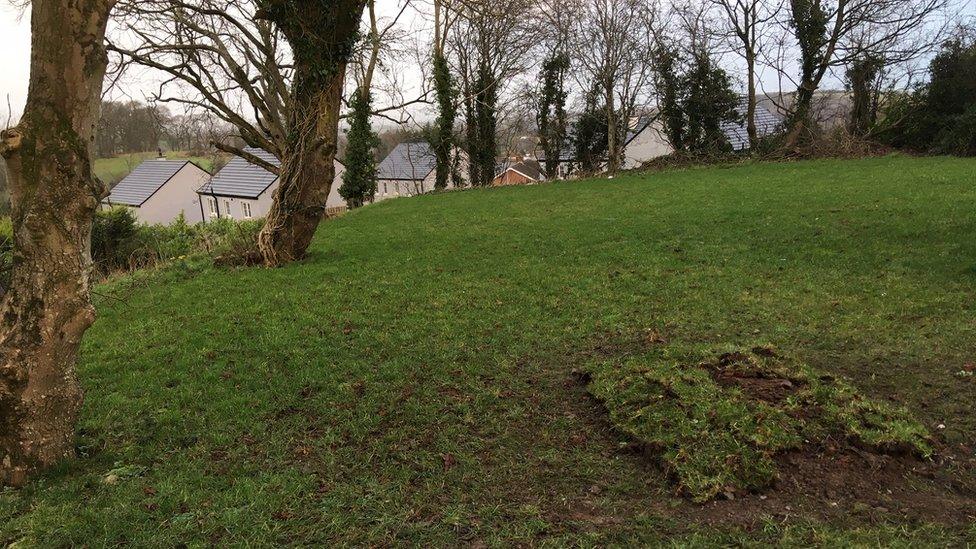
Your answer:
(584, 347), (932, 503)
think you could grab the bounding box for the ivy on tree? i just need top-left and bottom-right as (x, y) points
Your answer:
(340, 88), (379, 208)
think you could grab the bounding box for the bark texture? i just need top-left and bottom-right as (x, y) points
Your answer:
(256, 1), (365, 267)
(0, 0), (114, 487)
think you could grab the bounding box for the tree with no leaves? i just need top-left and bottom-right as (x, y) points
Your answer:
(114, 0), (369, 266)
(0, 0), (117, 487)
(572, 0), (656, 174)
(709, 0), (782, 148)
(253, 1), (367, 266)
(778, 0), (952, 150)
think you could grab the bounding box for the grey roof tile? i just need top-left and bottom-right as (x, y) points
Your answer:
(198, 147), (280, 199)
(105, 159), (197, 207)
(722, 100), (783, 151)
(497, 159), (544, 181)
(377, 142), (437, 181)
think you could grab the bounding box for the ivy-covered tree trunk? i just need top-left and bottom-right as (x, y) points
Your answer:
(745, 49), (759, 147)
(537, 53), (569, 179)
(0, 0), (114, 487)
(431, 52), (457, 191)
(784, 0), (831, 150)
(473, 62), (498, 187)
(256, 1), (365, 267)
(339, 88), (378, 208)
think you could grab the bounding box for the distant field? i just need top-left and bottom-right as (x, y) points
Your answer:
(95, 152), (218, 186)
(1, 156), (974, 545)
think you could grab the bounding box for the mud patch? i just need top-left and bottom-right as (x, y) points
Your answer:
(686, 442), (976, 527)
(709, 351), (806, 404)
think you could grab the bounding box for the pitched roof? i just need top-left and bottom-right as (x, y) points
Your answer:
(721, 100), (783, 151)
(106, 159), (197, 207)
(377, 142), (437, 181)
(624, 116), (654, 145)
(496, 159), (544, 181)
(197, 147), (280, 199)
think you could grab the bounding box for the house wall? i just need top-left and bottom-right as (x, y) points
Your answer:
(375, 150), (469, 202)
(623, 123), (673, 169)
(492, 169), (535, 187)
(134, 164), (210, 225)
(201, 160), (346, 221)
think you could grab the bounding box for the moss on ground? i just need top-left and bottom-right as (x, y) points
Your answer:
(584, 347), (933, 502)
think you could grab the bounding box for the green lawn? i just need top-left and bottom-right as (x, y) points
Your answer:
(95, 151), (218, 186)
(2, 156), (975, 545)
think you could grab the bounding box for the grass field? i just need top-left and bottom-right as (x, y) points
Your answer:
(2, 156), (975, 545)
(95, 151), (217, 186)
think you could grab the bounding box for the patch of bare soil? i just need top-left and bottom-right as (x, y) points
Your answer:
(686, 441), (976, 527)
(709, 349), (806, 405)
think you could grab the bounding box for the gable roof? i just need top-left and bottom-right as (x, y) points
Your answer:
(624, 116), (654, 146)
(721, 100), (783, 151)
(496, 159), (545, 181)
(377, 142), (437, 181)
(106, 159), (198, 207)
(198, 147), (280, 199)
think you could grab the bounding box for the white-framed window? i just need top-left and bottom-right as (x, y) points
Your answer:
(207, 197), (217, 217)
(241, 202), (253, 219)
(224, 200), (233, 219)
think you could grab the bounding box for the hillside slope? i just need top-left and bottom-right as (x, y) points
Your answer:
(2, 156), (976, 545)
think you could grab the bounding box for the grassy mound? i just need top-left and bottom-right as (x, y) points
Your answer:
(585, 347), (932, 502)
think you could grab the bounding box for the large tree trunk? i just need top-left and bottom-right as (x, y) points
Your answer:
(0, 0), (113, 487)
(784, 82), (816, 150)
(256, 1), (366, 267)
(258, 63), (346, 266)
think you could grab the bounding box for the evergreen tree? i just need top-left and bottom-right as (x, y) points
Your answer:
(473, 60), (498, 186)
(682, 50), (740, 153)
(339, 88), (379, 208)
(430, 52), (458, 190)
(573, 84), (609, 173)
(653, 44), (686, 152)
(537, 52), (570, 178)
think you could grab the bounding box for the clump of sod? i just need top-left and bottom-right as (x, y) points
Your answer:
(584, 347), (932, 502)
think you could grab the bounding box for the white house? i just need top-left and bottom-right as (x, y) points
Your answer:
(542, 100), (784, 176)
(375, 141), (468, 200)
(197, 147), (346, 222)
(623, 100), (784, 168)
(102, 158), (210, 225)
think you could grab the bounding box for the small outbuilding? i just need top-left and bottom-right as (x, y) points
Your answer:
(197, 147), (346, 222)
(492, 159), (545, 186)
(102, 158), (210, 225)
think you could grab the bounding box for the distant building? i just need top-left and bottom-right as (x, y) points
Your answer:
(492, 159), (545, 186)
(197, 147), (346, 222)
(102, 158), (210, 225)
(543, 100), (784, 176)
(375, 141), (469, 200)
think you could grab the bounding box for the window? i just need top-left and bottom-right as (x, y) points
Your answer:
(207, 198), (217, 216)
(224, 200), (233, 219)
(241, 202), (252, 219)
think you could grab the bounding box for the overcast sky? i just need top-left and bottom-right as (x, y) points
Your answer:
(1, 1), (973, 122)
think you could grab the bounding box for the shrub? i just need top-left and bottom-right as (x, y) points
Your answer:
(90, 208), (261, 277)
(877, 33), (976, 156)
